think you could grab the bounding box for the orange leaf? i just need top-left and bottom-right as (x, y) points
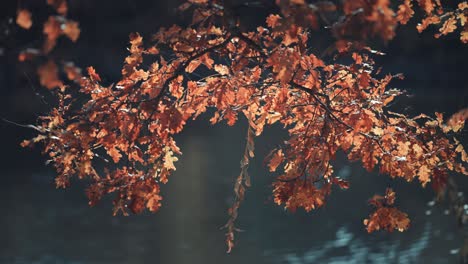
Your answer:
(174, 42), (194, 53)
(268, 149), (284, 172)
(63, 21), (80, 42)
(397, 0), (414, 25)
(47, 0), (68, 15)
(186, 60), (202, 73)
(37, 60), (62, 89)
(87, 66), (102, 82)
(266, 14), (282, 29)
(163, 147), (178, 171)
(214, 64), (230, 75)
(16, 9), (32, 29)
(107, 146), (122, 163)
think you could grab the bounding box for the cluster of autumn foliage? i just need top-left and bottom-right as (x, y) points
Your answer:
(16, 0), (80, 89)
(17, 0), (468, 252)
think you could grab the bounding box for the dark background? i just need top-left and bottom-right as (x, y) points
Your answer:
(0, 0), (467, 263)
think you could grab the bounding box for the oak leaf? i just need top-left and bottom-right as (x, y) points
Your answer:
(37, 60), (62, 89)
(268, 149), (284, 172)
(16, 9), (32, 29)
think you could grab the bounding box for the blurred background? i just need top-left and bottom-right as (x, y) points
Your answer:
(0, 0), (467, 263)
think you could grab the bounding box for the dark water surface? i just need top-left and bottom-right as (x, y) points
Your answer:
(1, 122), (466, 264)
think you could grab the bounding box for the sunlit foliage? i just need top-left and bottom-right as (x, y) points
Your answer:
(18, 0), (468, 252)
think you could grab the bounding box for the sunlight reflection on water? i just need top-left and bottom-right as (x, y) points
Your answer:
(267, 224), (431, 264)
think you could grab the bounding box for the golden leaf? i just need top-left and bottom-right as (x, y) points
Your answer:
(163, 148), (178, 171)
